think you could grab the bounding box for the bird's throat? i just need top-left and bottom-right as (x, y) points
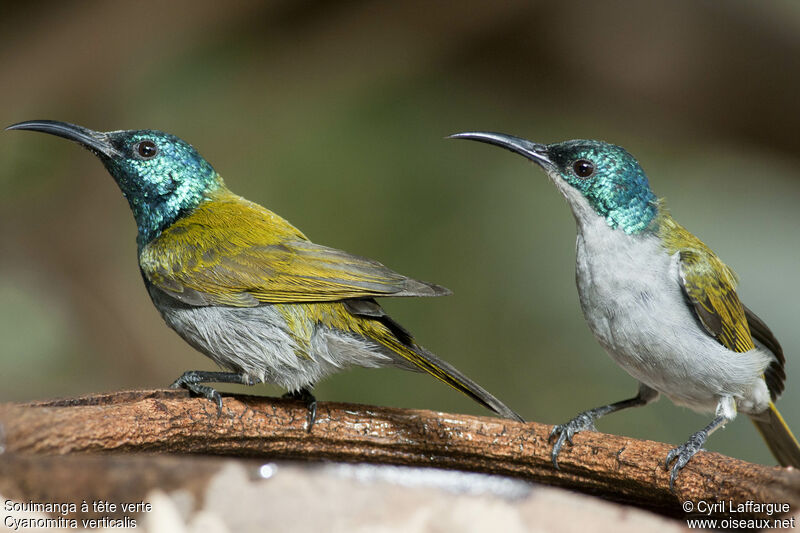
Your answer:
(130, 174), (224, 251)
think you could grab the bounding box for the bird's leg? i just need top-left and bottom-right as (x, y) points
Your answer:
(665, 396), (735, 490)
(283, 387), (317, 432)
(549, 383), (659, 468)
(170, 370), (256, 415)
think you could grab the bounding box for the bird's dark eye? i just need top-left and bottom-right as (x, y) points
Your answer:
(136, 140), (158, 159)
(573, 159), (594, 178)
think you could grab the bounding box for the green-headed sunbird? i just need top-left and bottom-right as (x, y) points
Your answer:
(8, 120), (523, 427)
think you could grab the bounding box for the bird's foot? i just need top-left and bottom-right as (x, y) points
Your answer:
(283, 388), (317, 432)
(548, 411), (598, 469)
(665, 430), (708, 490)
(170, 371), (225, 416)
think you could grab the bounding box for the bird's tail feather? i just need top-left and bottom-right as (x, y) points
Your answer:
(750, 402), (800, 468)
(383, 336), (524, 422)
(347, 299), (523, 422)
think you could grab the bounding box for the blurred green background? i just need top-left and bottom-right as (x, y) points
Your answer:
(1, 1), (798, 467)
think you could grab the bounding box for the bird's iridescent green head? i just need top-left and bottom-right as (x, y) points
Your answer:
(451, 132), (658, 234)
(7, 120), (222, 248)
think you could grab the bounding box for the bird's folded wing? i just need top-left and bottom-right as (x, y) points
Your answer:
(677, 249), (753, 353)
(139, 195), (449, 306)
(743, 304), (786, 398)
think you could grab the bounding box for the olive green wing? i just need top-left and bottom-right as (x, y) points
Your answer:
(662, 213), (783, 397)
(140, 195), (450, 307)
(678, 249), (786, 401)
(678, 249), (754, 353)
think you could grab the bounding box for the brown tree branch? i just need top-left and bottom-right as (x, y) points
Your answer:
(1, 389), (798, 519)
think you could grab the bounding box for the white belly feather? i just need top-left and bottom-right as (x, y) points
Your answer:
(147, 285), (395, 392)
(574, 216), (771, 414)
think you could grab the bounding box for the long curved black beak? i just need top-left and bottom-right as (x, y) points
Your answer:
(449, 131), (553, 168)
(6, 120), (121, 159)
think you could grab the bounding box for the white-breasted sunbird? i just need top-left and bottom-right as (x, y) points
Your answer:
(451, 131), (800, 487)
